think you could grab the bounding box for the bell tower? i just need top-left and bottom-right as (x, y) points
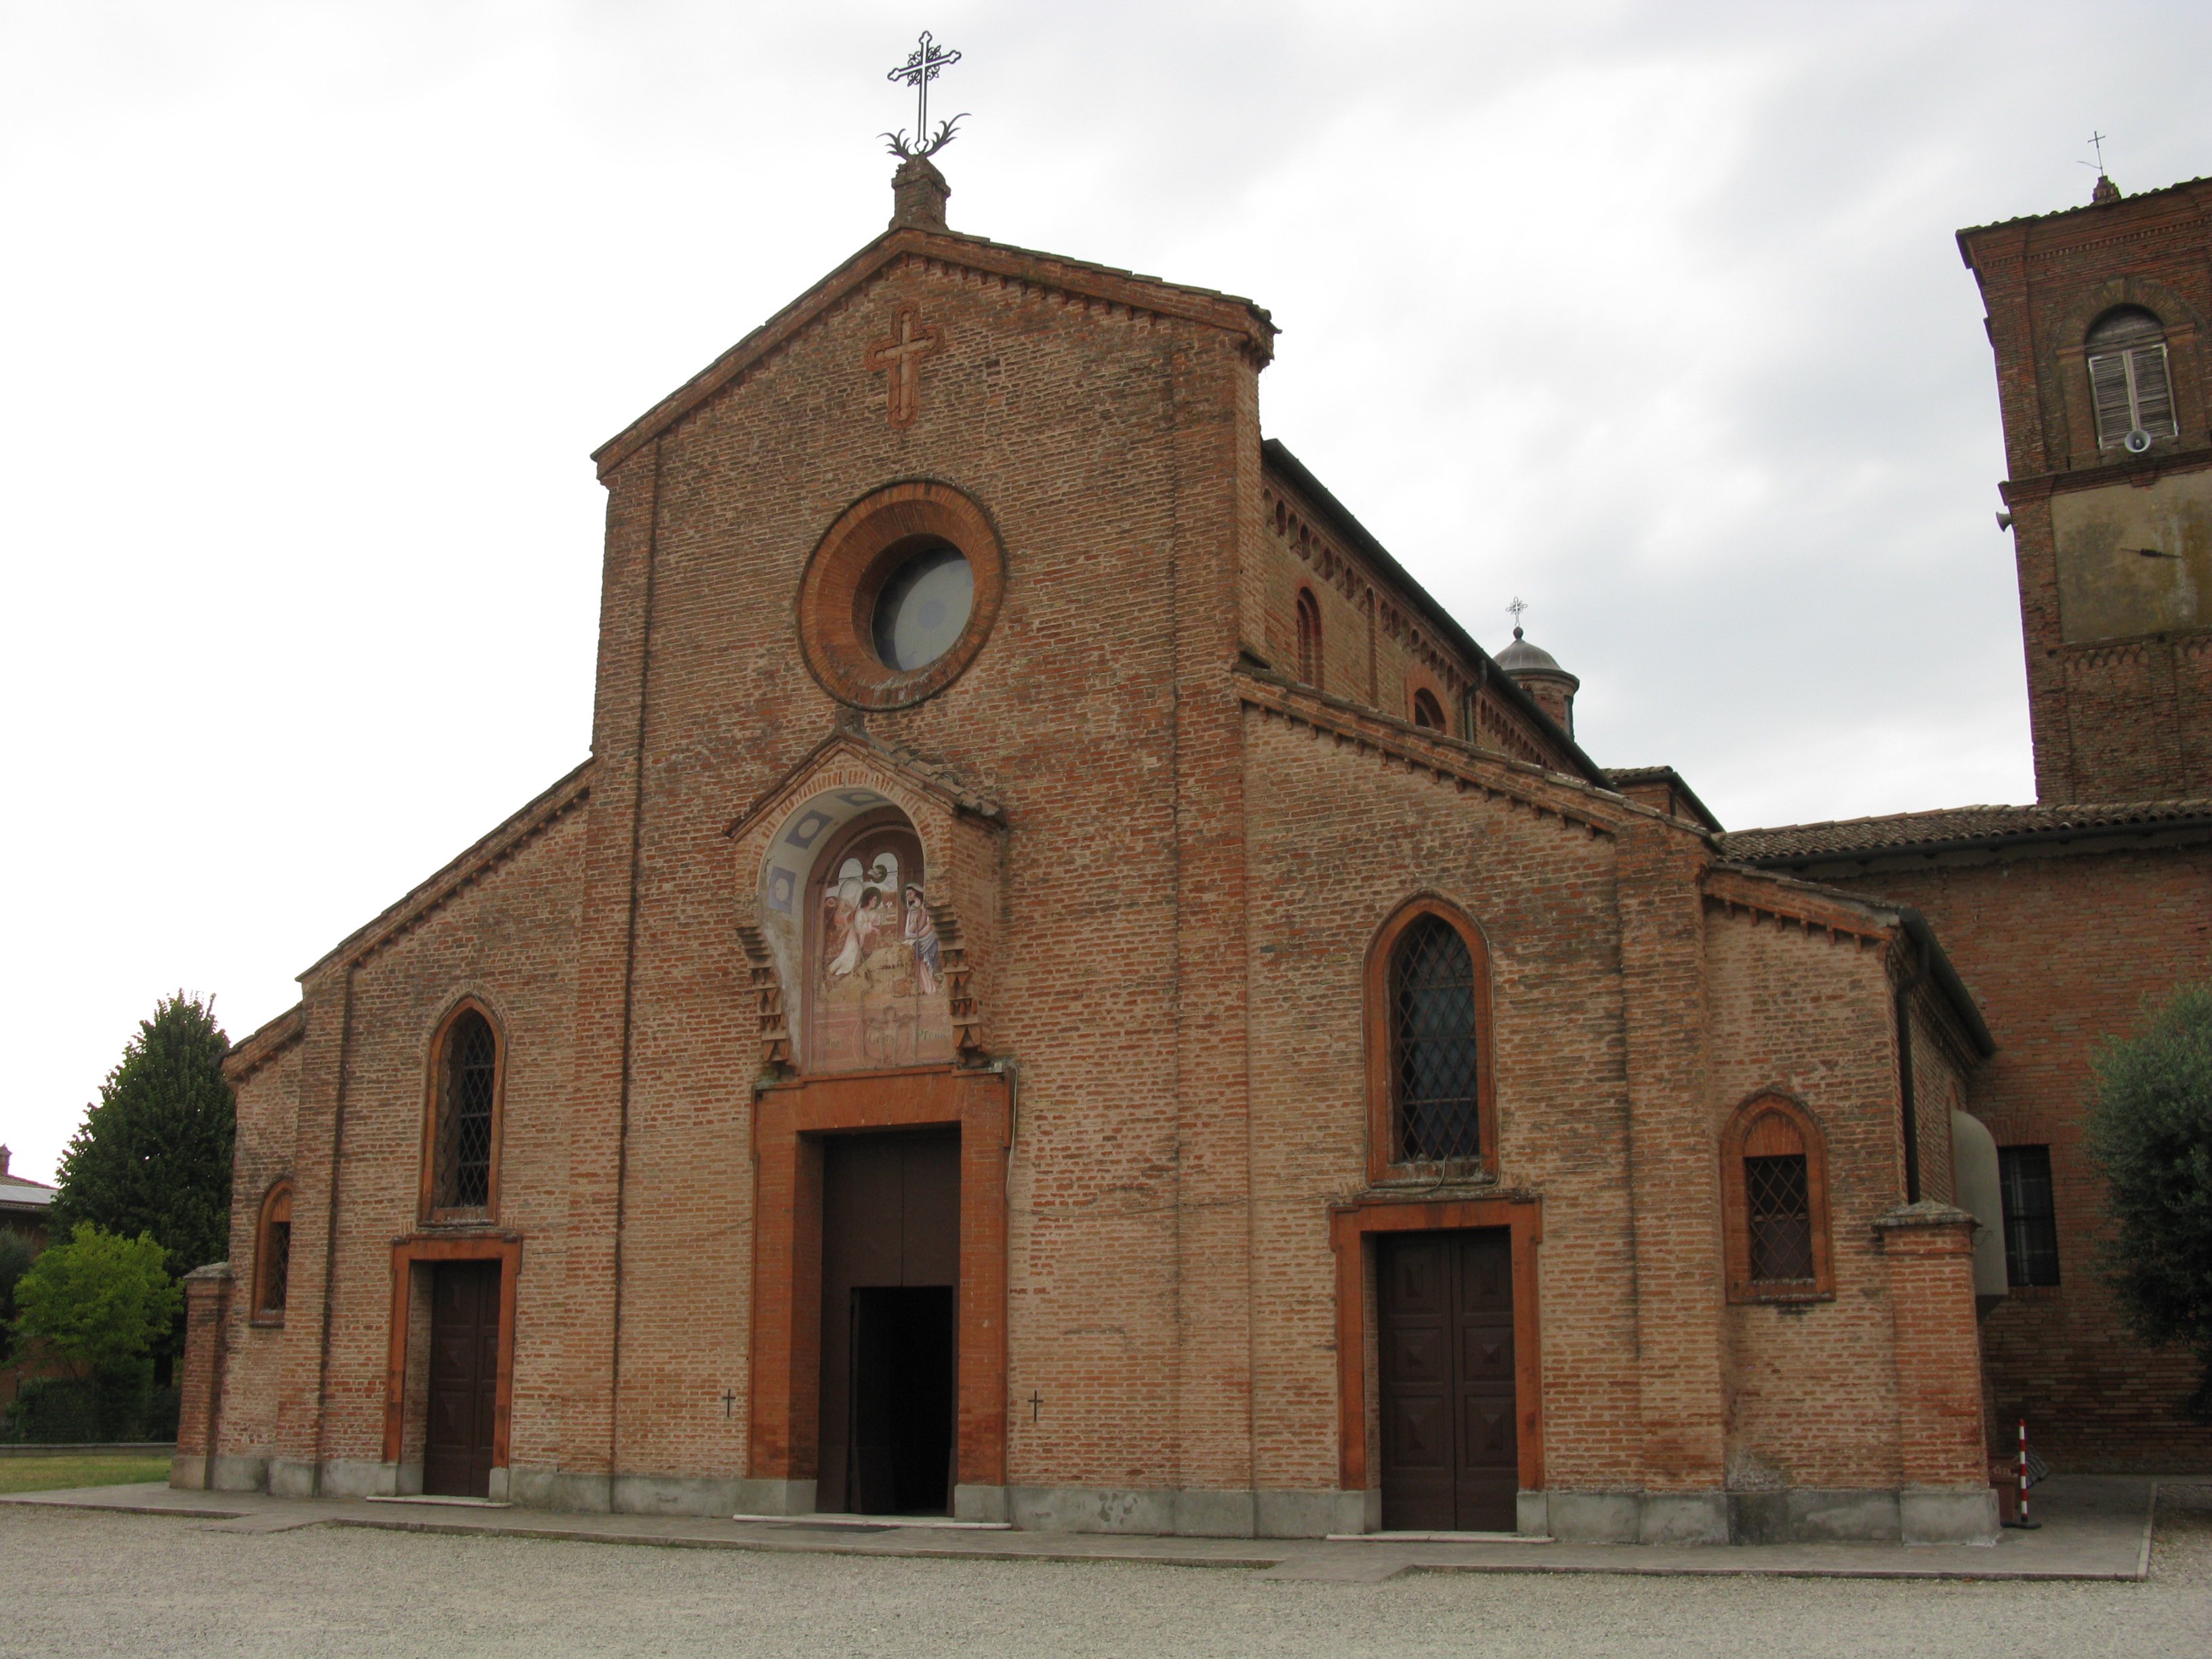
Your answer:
(1959, 172), (2212, 802)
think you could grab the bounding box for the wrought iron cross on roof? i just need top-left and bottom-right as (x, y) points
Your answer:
(884, 31), (967, 160)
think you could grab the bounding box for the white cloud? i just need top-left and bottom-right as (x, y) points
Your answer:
(2, 0), (2201, 1178)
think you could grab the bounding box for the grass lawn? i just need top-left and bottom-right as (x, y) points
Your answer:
(0, 1454), (171, 1495)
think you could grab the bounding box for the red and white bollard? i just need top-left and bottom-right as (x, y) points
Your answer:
(2008, 1418), (2041, 1530)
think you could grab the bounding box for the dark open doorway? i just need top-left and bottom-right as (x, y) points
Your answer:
(818, 1128), (960, 1515)
(848, 1285), (955, 1515)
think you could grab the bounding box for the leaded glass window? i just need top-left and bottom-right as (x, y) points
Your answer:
(1745, 1153), (1814, 1283)
(1389, 916), (1481, 1165)
(436, 1010), (498, 1212)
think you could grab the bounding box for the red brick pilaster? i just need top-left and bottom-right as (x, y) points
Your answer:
(1615, 818), (1727, 1494)
(1878, 1201), (1989, 1488)
(557, 441), (661, 1483)
(172, 1263), (233, 1490)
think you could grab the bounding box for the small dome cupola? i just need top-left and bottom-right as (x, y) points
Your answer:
(1494, 621), (1580, 736)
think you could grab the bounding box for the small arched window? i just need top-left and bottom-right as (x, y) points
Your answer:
(1366, 901), (1495, 1183)
(251, 1180), (293, 1324)
(1295, 589), (1322, 687)
(1410, 687), (1445, 730)
(2086, 306), (2177, 449)
(428, 1006), (501, 1218)
(1721, 1094), (1835, 1302)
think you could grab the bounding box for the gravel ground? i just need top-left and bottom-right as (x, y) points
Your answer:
(3, 1486), (2207, 1658)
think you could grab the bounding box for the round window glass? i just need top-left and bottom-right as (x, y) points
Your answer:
(871, 542), (974, 672)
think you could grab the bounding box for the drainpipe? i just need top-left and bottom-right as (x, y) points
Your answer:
(1892, 947), (1932, 1205)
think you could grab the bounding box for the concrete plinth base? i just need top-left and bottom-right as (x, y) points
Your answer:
(1256, 1489), (1372, 1539)
(1535, 1486), (2000, 1545)
(613, 1475), (743, 1517)
(267, 1459), (317, 1500)
(1901, 1486), (2000, 1544)
(728, 1478), (817, 1517)
(207, 1455), (270, 1493)
(316, 1460), (400, 1500)
(953, 1483), (1009, 1523)
(506, 1467), (615, 1513)
(1004, 1486), (1369, 1538)
(1731, 1489), (1902, 1544)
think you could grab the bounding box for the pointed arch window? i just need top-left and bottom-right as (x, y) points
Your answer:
(1295, 588), (1323, 687)
(2086, 306), (2177, 449)
(423, 1004), (504, 1222)
(1366, 899), (1496, 1184)
(1721, 1094), (1835, 1302)
(251, 1180), (293, 1325)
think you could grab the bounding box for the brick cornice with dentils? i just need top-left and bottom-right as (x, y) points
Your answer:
(722, 723), (1005, 844)
(222, 1002), (306, 1087)
(1236, 666), (1669, 842)
(1701, 863), (1993, 1070)
(237, 761), (596, 1055)
(590, 223), (1279, 481)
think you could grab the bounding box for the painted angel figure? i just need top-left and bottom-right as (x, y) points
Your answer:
(902, 884), (941, 994)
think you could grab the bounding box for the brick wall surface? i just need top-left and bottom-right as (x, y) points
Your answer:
(188, 188), (2001, 1520)
(218, 1038), (302, 1458)
(1818, 840), (2212, 1470)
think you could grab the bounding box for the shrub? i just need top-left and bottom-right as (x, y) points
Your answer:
(8, 1225), (181, 1381)
(2085, 980), (2212, 1420)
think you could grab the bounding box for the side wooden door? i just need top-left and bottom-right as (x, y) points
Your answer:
(424, 1261), (500, 1498)
(1376, 1229), (1517, 1532)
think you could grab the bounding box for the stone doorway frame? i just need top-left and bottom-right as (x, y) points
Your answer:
(747, 1065), (1010, 1518)
(1331, 1195), (1545, 1511)
(381, 1234), (522, 1483)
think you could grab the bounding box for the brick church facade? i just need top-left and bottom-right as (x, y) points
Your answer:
(172, 157), (2212, 1542)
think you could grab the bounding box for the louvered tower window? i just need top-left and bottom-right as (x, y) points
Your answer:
(2086, 306), (2177, 449)
(437, 1010), (499, 1212)
(1389, 916), (1482, 1165)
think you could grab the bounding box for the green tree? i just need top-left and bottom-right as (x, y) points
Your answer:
(52, 994), (235, 1279)
(7, 1225), (182, 1381)
(0, 1230), (35, 1330)
(2085, 979), (2212, 1420)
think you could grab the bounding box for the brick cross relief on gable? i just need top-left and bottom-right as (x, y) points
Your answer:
(865, 306), (944, 430)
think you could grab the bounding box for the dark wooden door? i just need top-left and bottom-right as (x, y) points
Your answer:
(818, 1129), (960, 1514)
(424, 1261), (500, 1498)
(1377, 1229), (1517, 1532)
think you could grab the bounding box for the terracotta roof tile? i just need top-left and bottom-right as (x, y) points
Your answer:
(1956, 175), (2209, 239)
(1721, 799), (2212, 863)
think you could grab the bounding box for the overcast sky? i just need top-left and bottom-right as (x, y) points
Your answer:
(3, 1), (2204, 1183)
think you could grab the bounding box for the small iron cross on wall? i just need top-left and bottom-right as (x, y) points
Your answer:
(867, 305), (943, 430)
